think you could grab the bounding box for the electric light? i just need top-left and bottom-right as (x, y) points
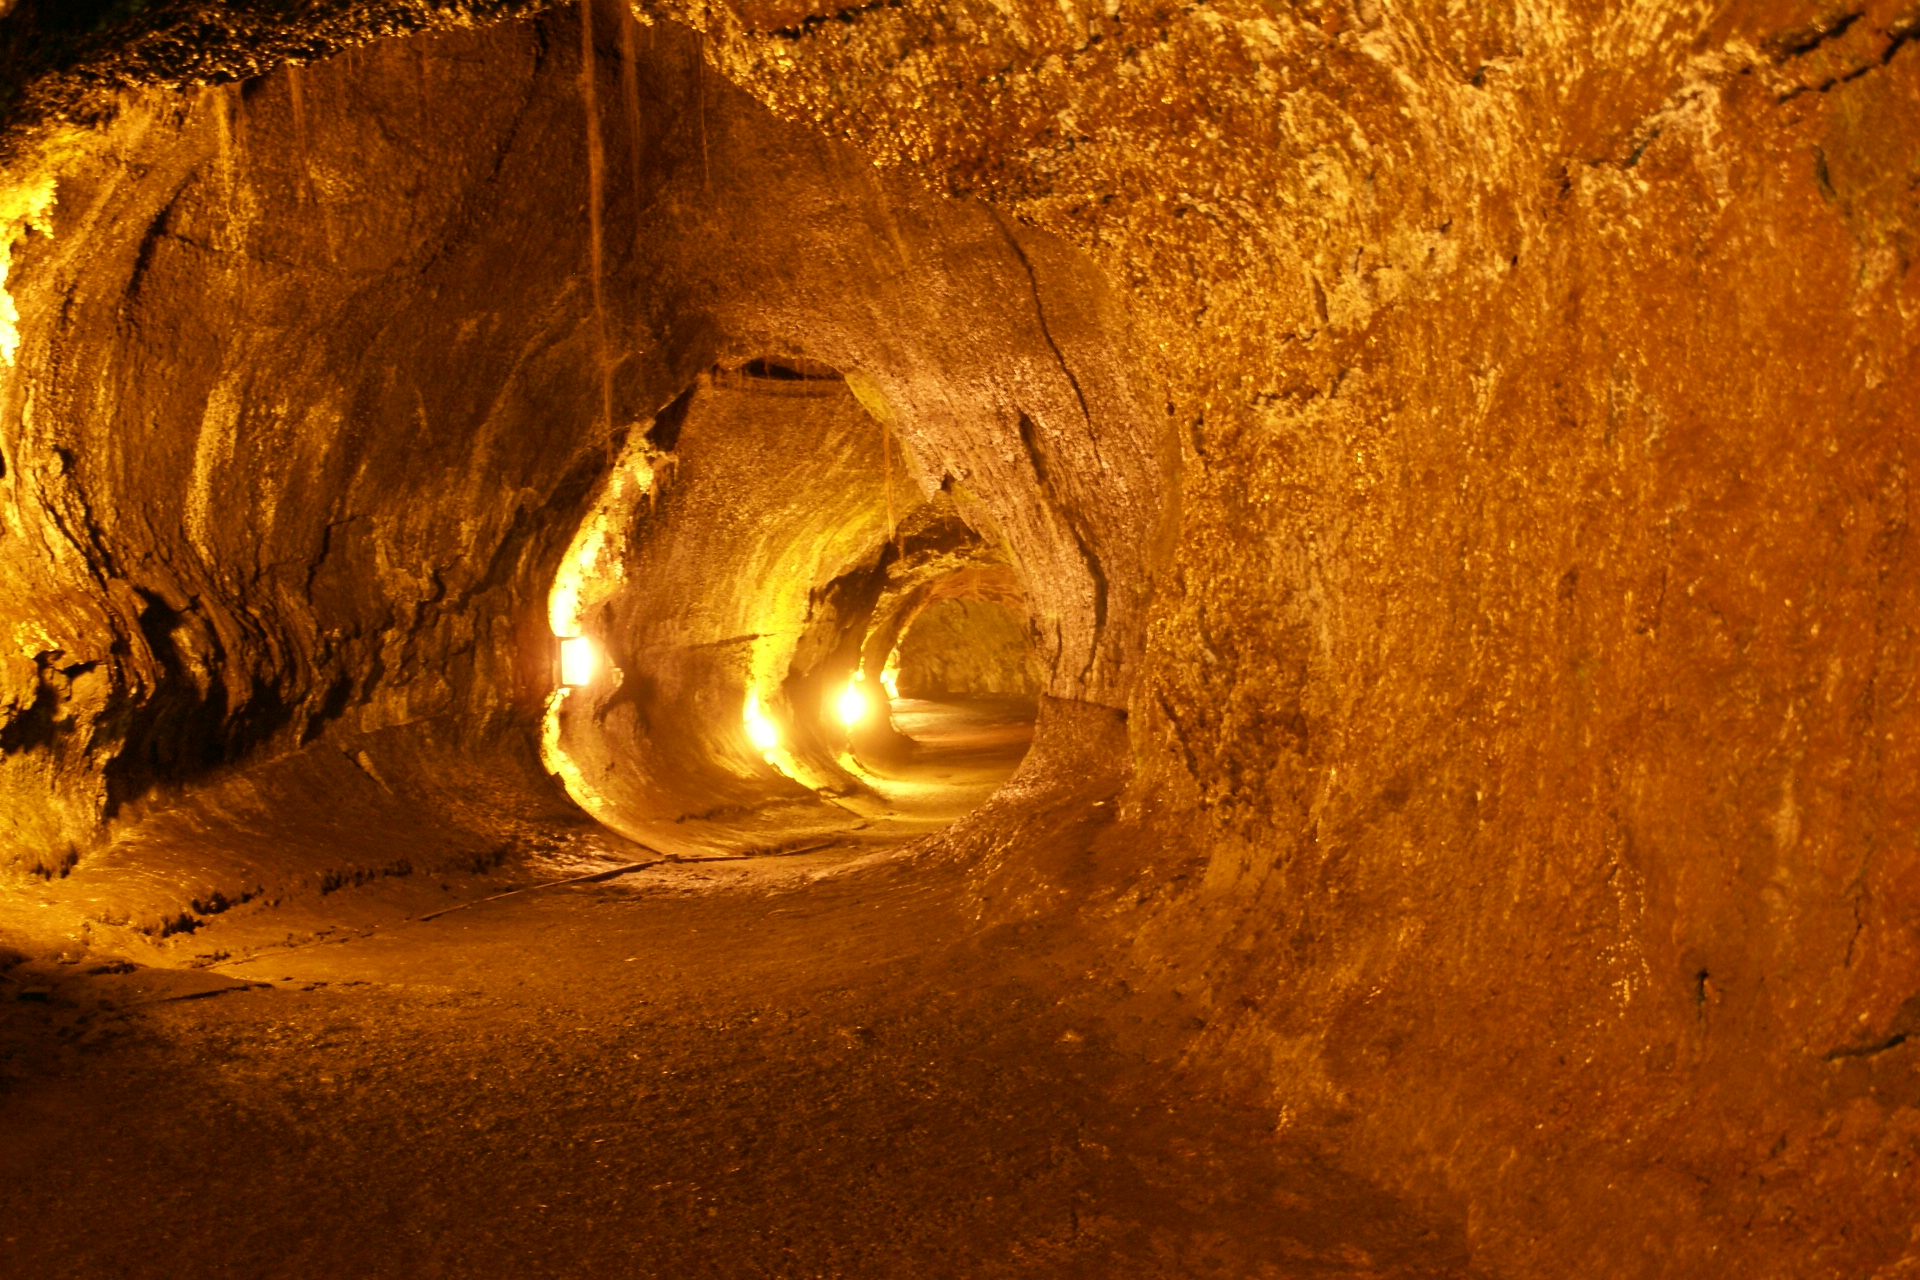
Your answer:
(836, 674), (871, 728)
(744, 692), (779, 750)
(558, 635), (597, 687)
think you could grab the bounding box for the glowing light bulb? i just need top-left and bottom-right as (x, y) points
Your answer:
(559, 636), (597, 687)
(836, 674), (870, 728)
(744, 692), (779, 751)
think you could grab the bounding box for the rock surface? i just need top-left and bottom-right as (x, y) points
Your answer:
(896, 597), (1043, 698)
(0, 0), (1915, 1275)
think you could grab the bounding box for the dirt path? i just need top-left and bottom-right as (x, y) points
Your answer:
(0, 702), (1476, 1277)
(0, 851), (1475, 1279)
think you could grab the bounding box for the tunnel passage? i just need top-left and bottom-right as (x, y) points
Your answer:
(2, 1), (1918, 1276)
(888, 594), (1041, 700)
(0, 6), (1169, 896)
(542, 354), (1044, 856)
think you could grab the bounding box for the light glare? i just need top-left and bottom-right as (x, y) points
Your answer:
(836, 675), (870, 728)
(559, 636), (597, 687)
(744, 692), (779, 750)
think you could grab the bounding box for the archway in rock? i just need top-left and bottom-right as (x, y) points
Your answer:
(0, 7), (1166, 899)
(541, 352), (1047, 856)
(890, 598), (1040, 701)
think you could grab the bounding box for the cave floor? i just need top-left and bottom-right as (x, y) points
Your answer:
(852, 696), (1041, 829)
(0, 866), (1476, 1278)
(0, 699), (1476, 1278)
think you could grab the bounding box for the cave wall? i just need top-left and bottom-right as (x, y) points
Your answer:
(550, 372), (896, 851)
(895, 597), (1042, 698)
(0, 32), (605, 877)
(0, 7), (1166, 877)
(0, 0), (1913, 1275)
(672, 0), (1920, 1274)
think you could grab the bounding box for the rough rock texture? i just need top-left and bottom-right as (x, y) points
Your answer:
(895, 597), (1043, 697)
(0, 0), (556, 147)
(0, 0), (1916, 1275)
(552, 368), (901, 850)
(654, 3), (1920, 1274)
(1, 34), (598, 874)
(0, 8), (1162, 875)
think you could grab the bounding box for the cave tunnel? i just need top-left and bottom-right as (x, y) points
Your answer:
(1, 1), (1916, 1276)
(545, 349), (1051, 854)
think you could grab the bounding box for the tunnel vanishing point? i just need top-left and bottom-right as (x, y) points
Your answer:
(0, 1), (1916, 1276)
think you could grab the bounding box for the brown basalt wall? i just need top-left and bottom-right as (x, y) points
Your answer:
(0, 0), (1914, 1275)
(672, 0), (1920, 1274)
(895, 598), (1042, 697)
(554, 376), (896, 848)
(0, 9), (1164, 880)
(0, 30), (604, 873)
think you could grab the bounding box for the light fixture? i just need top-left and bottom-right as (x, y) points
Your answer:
(558, 635), (597, 687)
